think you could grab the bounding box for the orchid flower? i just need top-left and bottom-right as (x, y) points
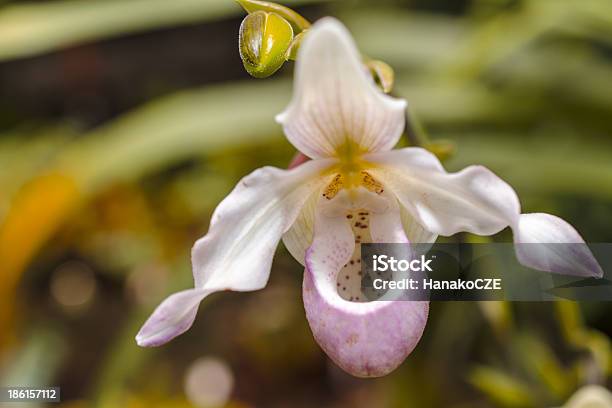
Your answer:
(136, 18), (602, 378)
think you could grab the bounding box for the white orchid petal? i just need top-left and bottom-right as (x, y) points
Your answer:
(137, 159), (333, 347)
(514, 213), (603, 278)
(136, 288), (209, 347)
(366, 148), (602, 277)
(282, 189), (318, 266)
(369, 194), (410, 244)
(399, 205), (438, 244)
(277, 18), (406, 158)
(366, 148), (520, 236)
(303, 193), (428, 377)
(192, 160), (332, 290)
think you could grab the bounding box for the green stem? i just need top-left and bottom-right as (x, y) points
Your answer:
(404, 104), (432, 147)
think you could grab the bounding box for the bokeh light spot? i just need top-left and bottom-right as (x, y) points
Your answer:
(50, 261), (97, 311)
(184, 357), (234, 408)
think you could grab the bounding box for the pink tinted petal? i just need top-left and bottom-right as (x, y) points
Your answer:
(303, 270), (428, 378)
(277, 18), (406, 158)
(514, 213), (603, 278)
(303, 194), (428, 377)
(136, 289), (209, 347)
(288, 152), (311, 169)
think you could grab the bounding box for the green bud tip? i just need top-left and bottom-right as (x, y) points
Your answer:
(239, 11), (294, 78)
(366, 60), (395, 94)
(236, 0), (310, 32)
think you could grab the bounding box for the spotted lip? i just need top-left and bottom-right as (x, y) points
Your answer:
(302, 253), (429, 378)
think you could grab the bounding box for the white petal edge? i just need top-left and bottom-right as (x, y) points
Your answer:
(282, 188), (318, 265)
(399, 205), (438, 244)
(136, 288), (209, 347)
(136, 159), (334, 347)
(366, 148), (520, 237)
(276, 17), (406, 159)
(369, 192), (410, 244)
(513, 213), (603, 278)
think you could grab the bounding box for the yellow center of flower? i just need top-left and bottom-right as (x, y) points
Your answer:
(321, 141), (384, 200)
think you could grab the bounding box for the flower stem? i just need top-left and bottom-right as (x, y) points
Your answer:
(404, 104), (431, 147)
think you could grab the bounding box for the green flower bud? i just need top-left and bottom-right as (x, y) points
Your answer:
(366, 60), (395, 94)
(239, 11), (294, 78)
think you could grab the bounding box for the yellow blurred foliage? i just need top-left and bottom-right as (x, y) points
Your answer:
(0, 172), (80, 348)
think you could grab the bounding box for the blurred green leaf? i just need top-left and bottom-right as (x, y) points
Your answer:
(56, 80), (292, 192)
(512, 335), (574, 402)
(0, 327), (66, 392)
(344, 9), (466, 70)
(0, 126), (76, 220)
(0, 0), (326, 62)
(92, 260), (195, 408)
(469, 366), (536, 408)
(556, 302), (611, 381)
(445, 134), (612, 201)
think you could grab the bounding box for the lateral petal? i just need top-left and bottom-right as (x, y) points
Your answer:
(514, 213), (603, 278)
(137, 159), (333, 347)
(136, 288), (209, 347)
(366, 148), (520, 237)
(366, 148), (603, 277)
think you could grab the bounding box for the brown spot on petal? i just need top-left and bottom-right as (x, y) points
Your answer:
(346, 333), (359, 346)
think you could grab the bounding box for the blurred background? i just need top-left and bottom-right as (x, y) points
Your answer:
(1, 0), (612, 407)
